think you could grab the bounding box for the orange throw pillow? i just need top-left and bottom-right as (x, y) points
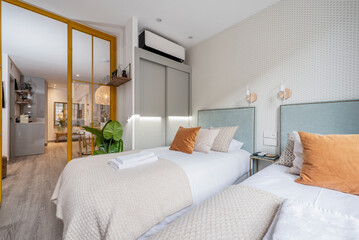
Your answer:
(295, 131), (359, 195)
(170, 127), (201, 154)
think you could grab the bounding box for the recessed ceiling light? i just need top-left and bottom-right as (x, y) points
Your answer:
(76, 74), (80, 77)
(156, 18), (162, 23)
(188, 36), (193, 39)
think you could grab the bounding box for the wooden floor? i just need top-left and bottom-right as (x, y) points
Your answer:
(0, 142), (69, 240)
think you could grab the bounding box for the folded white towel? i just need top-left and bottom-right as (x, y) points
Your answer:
(108, 155), (158, 170)
(114, 151), (156, 165)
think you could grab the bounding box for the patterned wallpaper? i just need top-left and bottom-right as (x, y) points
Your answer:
(187, 0), (359, 154)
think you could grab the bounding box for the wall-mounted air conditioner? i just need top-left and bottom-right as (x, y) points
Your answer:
(139, 30), (185, 63)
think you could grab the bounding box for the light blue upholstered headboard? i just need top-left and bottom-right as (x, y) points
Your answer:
(280, 100), (359, 152)
(198, 107), (255, 153)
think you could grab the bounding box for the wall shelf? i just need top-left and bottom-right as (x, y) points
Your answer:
(106, 76), (132, 87)
(16, 101), (31, 105)
(16, 89), (30, 95)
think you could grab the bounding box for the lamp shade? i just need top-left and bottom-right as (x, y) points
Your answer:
(95, 86), (110, 105)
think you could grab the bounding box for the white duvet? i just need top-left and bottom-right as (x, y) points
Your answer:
(151, 147), (250, 204)
(241, 164), (359, 218)
(140, 147), (251, 238)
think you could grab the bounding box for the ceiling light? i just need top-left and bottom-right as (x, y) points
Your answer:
(156, 18), (162, 23)
(76, 74), (80, 77)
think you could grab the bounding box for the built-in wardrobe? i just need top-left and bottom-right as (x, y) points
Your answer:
(134, 48), (191, 149)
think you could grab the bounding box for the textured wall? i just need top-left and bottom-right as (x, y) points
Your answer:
(187, 0), (359, 154)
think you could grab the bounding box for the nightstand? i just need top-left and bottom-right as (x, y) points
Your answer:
(249, 154), (279, 176)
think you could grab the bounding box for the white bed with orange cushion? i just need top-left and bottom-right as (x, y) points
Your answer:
(140, 146), (251, 238)
(241, 164), (359, 218)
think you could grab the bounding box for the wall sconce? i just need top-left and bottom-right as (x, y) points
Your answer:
(278, 84), (292, 100)
(246, 86), (257, 103)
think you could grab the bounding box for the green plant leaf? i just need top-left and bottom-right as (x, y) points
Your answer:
(119, 139), (123, 152)
(94, 150), (106, 155)
(103, 121), (123, 141)
(82, 126), (103, 138)
(108, 140), (120, 153)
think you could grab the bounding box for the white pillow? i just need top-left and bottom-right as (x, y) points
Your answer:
(193, 128), (220, 154)
(228, 139), (244, 152)
(288, 131), (304, 175)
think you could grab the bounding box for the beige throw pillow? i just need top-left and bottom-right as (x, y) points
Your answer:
(211, 126), (238, 152)
(194, 128), (220, 154)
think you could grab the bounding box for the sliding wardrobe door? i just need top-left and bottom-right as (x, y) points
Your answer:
(135, 59), (166, 149)
(166, 68), (190, 145)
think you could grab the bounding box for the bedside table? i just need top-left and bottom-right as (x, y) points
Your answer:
(249, 154), (279, 176)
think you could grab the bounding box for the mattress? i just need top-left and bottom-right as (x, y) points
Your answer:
(241, 164), (359, 218)
(140, 147), (251, 238)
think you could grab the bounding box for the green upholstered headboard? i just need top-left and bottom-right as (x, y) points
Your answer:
(280, 100), (359, 152)
(198, 107), (255, 153)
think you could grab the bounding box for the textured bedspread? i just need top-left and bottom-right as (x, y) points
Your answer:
(51, 151), (193, 240)
(150, 185), (283, 240)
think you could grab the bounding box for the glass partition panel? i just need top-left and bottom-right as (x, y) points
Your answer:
(93, 37), (110, 84)
(72, 82), (92, 159)
(93, 85), (110, 129)
(73, 30), (92, 82)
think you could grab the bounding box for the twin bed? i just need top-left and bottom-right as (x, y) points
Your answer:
(52, 100), (359, 239)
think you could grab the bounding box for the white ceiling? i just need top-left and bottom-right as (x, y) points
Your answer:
(3, 2), (67, 86)
(3, 2), (111, 87)
(3, 0), (280, 86)
(23, 0), (280, 49)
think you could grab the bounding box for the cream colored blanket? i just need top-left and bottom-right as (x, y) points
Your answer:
(51, 151), (193, 240)
(150, 185), (283, 240)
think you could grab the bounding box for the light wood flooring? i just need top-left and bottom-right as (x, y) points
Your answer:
(0, 142), (70, 240)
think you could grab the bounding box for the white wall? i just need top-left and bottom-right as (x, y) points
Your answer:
(117, 17), (138, 151)
(47, 86), (67, 141)
(187, 0), (359, 154)
(2, 54), (22, 158)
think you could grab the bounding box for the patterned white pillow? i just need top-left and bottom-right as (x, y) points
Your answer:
(211, 126), (239, 152)
(276, 132), (296, 167)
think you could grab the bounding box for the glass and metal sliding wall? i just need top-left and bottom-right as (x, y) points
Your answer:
(71, 29), (113, 159)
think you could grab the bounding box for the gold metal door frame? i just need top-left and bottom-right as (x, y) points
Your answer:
(1, 0), (117, 164)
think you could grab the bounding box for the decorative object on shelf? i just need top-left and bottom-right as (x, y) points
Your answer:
(106, 63), (132, 87)
(111, 69), (118, 78)
(20, 82), (32, 91)
(82, 120), (124, 155)
(278, 83), (292, 100)
(95, 86), (110, 105)
(119, 63), (130, 78)
(245, 86), (257, 103)
(122, 70), (128, 78)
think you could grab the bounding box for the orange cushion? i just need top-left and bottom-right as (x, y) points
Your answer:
(295, 131), (359, 195)
(170, 127), (201, 154)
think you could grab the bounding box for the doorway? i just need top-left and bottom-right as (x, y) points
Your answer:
(0, 0), (117, 208)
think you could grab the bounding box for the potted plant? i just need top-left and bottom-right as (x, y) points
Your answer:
(57, 115), (67, 132)
(82, 120), (124, 155)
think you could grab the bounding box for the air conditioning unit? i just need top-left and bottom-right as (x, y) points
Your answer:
(139, 30), (185, 63)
